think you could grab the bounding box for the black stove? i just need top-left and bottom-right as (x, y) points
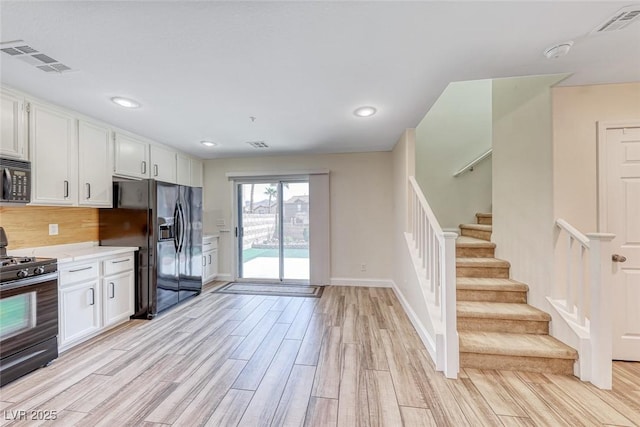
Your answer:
(0, 256), (58, 283)
(0, 226), (59, 386)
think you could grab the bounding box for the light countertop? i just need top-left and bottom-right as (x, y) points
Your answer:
(9, 242), (138, 264)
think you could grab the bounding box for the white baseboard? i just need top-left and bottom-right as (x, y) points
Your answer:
(214, 274), (232, 281)
(390, 280), (437, 362)
(329, 278), (393, 288)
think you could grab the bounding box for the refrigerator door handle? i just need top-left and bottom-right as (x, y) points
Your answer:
(173, 203), (180, 252)
(178, 202), (186, 253)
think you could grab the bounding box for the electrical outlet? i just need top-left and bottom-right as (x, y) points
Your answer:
(48, 224), (59, 236)
(360, 263), (366, 272)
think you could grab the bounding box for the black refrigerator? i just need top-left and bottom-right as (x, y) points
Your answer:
(99, 179), (203, 318)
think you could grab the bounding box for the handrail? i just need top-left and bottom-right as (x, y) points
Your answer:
(453, 148), (492, 177)
(556, 218), (590, 247)
(408, 176), (458, 378)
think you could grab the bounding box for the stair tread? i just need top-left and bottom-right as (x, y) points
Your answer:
(457, 257), (510, 268)
(459, 224), (492, 231)
(457, 301), (551, 321)
(457, 278), (528, 292)
(456, 236), (496, 248)
(459, 331), (578, 359)
(475, 213), (492, 218)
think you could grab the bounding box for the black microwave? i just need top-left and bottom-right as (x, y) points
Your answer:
(1, 157), (31, 204)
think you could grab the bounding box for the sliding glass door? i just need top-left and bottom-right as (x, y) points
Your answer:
(237, 180), (310, 282)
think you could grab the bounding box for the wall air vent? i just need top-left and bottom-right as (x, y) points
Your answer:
(247, 141), (269, 149)
(0, 40), (75, 74)
(591, 6), (640, 33)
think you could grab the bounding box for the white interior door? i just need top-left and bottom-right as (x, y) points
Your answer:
(602, 124), (640, 361)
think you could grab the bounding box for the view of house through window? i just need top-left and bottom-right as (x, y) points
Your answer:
(237, 181), (310, 282)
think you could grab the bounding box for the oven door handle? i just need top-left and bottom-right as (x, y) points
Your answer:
(0, 272), (58, 291)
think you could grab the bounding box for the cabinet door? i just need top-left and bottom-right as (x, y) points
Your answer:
(29, 101), (77, 205)
(78, 120), (112, 207)
(150, 145), (176, 183)
(114, 132), (149, 179)
(103, 271), (134, 327)
(210, 249), (218, 280)
(59, 280), (101, 348)
(202, 250), (211, 283)
(176, 153), (191, 186)
(0, 88), (26, 160)
(190, 158), (203, 187)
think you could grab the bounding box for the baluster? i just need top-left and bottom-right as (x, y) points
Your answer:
(565, 235), (573, 313)
(577, 245), (585, 326)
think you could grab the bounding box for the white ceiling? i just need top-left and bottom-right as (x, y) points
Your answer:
(1, 1), (639, 159)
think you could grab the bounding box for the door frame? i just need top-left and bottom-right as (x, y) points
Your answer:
(231, 176), (310, 284)
(597, 120), (640, 231)
(597, 120), (640, 361)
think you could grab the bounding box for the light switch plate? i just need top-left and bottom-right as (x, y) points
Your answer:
(49, 224), (59, 236)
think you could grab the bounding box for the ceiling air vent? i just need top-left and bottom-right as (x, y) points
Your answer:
(591, 6), (640, 33)
(0, 40), (75, 74)
(247, 141), (269, 149)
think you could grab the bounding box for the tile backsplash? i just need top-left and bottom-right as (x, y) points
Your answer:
(0, 206), (99, 249)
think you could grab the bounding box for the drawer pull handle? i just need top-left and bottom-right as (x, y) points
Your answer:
(111, 259), (131, 264)
(69, 266), (93, 273)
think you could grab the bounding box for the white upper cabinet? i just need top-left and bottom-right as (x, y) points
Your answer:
(78, 120), (112, 207)
(150, 144), (176, 183)
(190, 158), (204, 187)
(114, 132), (149, 179)
(176, 153), (191, 186)
(29, 101), (77, 206)
(0, 88), (27, 160)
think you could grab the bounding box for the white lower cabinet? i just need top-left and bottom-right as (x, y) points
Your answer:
(58, 252), (135, 351)
(103, 271), (134, 327)
(202, 236), (218, 284)
(59, 279), (101, 346)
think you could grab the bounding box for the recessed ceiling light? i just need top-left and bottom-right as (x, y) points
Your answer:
(543, 41), (573, 59)
(111, 96), (141, 109)
(201, 140), (217, 147)
(354, 106), (377, 117)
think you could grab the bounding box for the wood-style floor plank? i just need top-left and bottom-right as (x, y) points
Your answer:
(399, 406), (438, 427)
(305, 397), (338, 427)
(271, 364), (317, 427)
(204, 389), (254, 427)
(237, 339), (302, 426)
(0, 285), (638, 427)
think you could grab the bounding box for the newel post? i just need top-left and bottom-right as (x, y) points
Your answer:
(442, 232), (459, 379)
(586, 232), (616, 390)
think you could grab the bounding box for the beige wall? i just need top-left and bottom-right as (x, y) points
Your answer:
(391, 129), (437, 336)
(553, 82), (640, 232)
(492, 74), (567, 310)
(415, 79), (492, 229)
(203, 152), (394, 282)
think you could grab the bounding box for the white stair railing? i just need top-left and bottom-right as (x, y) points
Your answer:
(408, 176), (458, 378)
(553, 219), (615, 389)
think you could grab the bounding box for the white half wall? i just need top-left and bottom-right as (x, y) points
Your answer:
(415, 79), (493, 229)
(492, 74), (567, 310)
(203, 152), (394, 283)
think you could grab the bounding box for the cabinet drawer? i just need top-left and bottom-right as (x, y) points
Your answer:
(59, 261), (99, 286)
(203, 236), (218, 250)
(103, 255), (134, 276)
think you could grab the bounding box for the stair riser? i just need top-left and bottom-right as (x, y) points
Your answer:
(460, 228), (491, 241)
(457, 266), (509, 278)
(456, 247), (495, 258)
(457, 318), (549, 334)
(457, 290), (527, 304)
(460, 353), (574, 375)
(476, 217), (492, 226)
